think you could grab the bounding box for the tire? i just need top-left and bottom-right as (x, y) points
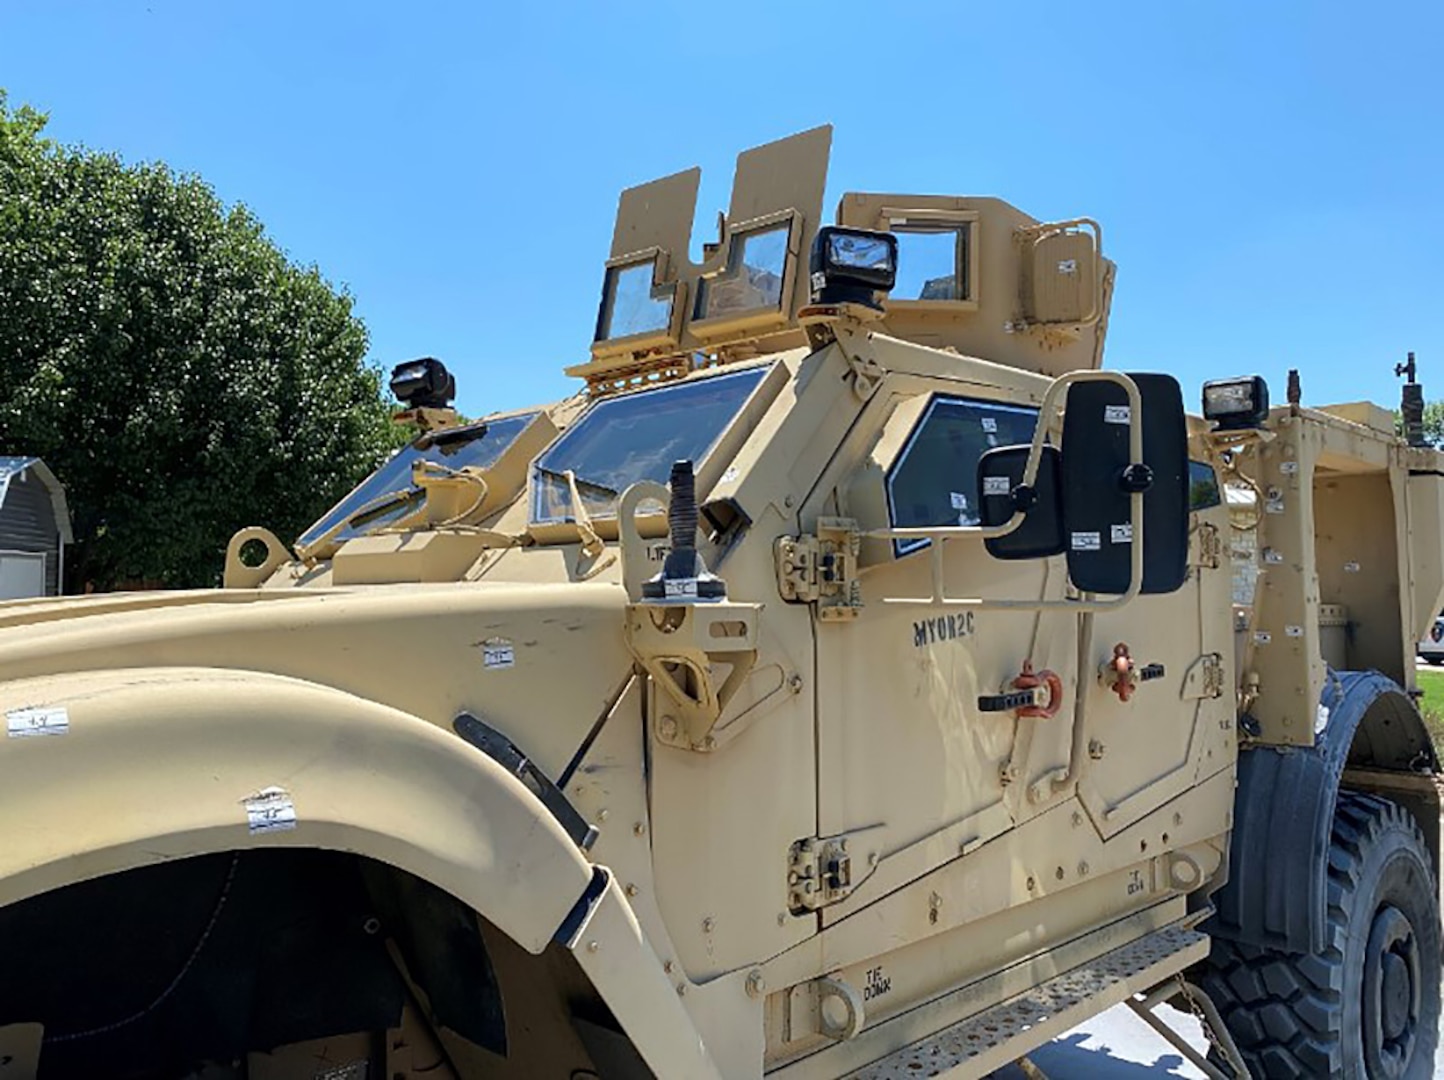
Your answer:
(1200, 791), (1440, 1078)
(1427, 658), (1443, 666)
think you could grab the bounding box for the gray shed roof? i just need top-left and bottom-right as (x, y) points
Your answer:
(0, 457), (74, 544)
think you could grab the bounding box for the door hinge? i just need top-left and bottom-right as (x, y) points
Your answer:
(1192, 522), (1221, 569)
(788, 835), (857, 913)
(775, 517), (862, 621)
(1182, 652), (1226, 700)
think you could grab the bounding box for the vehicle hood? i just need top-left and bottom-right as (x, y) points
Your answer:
(0, 582), (633, 779)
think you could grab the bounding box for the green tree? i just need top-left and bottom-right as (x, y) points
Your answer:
(0, 91), (400, 589)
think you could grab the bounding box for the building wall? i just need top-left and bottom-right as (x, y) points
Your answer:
(0, 471), (61, 595)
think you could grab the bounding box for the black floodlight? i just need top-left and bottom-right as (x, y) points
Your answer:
(1202, 375), (1269, 430)
(390, 357), (455, 410)
(809, 226), (898, 308)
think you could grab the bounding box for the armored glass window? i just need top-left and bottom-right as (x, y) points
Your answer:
(892, 227), (969, 302)
(1188, 460), (1222, 511)
(887, 396), (1038, 556)
(597, 259), (673, 341)
(693, 224), (790, 321)
(531, 366), (768, 525)
(297, 413), (537, 549)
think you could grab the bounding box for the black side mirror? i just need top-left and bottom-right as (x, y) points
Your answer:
(1060, 373), (1188, 595)
(978, 445), (1065, 560)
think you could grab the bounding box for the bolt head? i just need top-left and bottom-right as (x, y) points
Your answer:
(702, 917), (715, 933)
(587, 941), (599, 953)
(625, 883), (639, 898)
(634, 821), (646, 837)
(746, 970), (767, 998)
(659, 716), (679, 738)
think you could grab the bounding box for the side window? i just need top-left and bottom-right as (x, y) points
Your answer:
(1188, 460), (1222, 511)
(893, 226), (970, 302)
(887, 397), (1038, 556)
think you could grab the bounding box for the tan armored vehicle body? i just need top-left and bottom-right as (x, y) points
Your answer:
(0, 127), (1438, 1080)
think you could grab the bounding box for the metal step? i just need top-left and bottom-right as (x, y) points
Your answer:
(847, 923), (1211, 1080)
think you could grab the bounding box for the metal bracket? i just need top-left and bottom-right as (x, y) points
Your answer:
(1182, 652), (1226, 701)
(624, 600), (759, 751)
(1125, 976), (1252, 1079)
(1193, 522), (1222, 569)
(776, 517), (863, 620)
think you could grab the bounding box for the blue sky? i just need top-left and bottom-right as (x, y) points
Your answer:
(2, 1), (1440, 419)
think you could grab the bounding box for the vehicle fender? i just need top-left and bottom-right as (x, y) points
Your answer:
(0, 665), (595, 954)
(1210, 670), (1440, 952)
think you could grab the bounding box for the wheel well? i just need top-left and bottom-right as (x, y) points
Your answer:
(0, 848), (645, 1079)
(1210, 671), (1442, 954)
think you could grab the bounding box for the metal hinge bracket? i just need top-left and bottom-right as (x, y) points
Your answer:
(787, 826), (885, 913)
(1192, 522), (1221, 569)
(775, 517), (863, 621)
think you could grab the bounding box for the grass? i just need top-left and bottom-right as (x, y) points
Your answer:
(1413, 668), (1444, 755)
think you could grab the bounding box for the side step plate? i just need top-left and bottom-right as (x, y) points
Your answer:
(848, 923), (1210, 1080)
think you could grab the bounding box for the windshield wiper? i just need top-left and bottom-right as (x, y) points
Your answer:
(534, 466), (619, 502)
(416, 421), (487, 453)
(293, 487), (424, 561)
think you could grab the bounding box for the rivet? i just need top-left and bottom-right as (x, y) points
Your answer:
(746, 970), (767, 998)
(1173, 812), (1183, 826)
(633, 821), (646, 837)
(1026, 876), (1037, 892)
(1071, 812), (1083, 827)
(784, 494), (796, 508)
(677, 983), (688, 996)
(664, 960), (675, 974)
(788, 674), (804, 693)
(659, 716), (678, 738)
(625, 883), (639, 897)
(777, 913), (787, 926)
(868, 852), (879, 866)
(598, 809), (610, 822)
(1078, 861), (1089, 876)
(702, 917), (715, 933)
(587, 941), (599, 952)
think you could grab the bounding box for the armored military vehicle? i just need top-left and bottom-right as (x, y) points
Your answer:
(0, 126), (1438, 1080)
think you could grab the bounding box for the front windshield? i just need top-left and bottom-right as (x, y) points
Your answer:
(297, 412), (537, 549)
(531, 366), (768, 525)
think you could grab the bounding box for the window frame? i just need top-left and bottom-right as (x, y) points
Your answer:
(885, 393), (1041, 558)
(880, 209), (980, 313)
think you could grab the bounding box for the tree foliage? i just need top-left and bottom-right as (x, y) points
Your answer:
(0, 91), (399, 589)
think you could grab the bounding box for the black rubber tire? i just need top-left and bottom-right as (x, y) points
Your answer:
(1200, 790), (1440, 1078)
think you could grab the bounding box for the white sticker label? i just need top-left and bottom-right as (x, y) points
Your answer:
(1057, 258), (1077, 274)
(482, 638), (515, 669)
(1253, 630), (1272, 645)
(1344, 561), (1361, 573)
(244, 786), (297, 835)
(810, 271), (827, 293)
(1111, 523), (1133, 544)
(1280, 461), (1300, 475)
(664, 578), (699, 599)
(1104, 405), (1131, 425)
(980, 417), (998, 433)
(1071, 531), (1101, 551)
(950, 491), (969, 511)
(983, 476), (1011, 497)
(1285, 624), (1304, 638)
(7, 705), (69, 738)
